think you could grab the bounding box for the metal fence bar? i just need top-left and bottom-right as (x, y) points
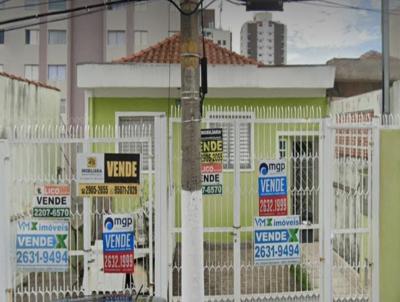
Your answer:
(322, 118), (333, 301)
(233, 120), (241, 302)
(0, 140), (12, 302)
(371, 117), (380, 302)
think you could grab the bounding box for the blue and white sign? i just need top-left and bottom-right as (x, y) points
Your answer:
(16, 220), (69, 271)
(102, 214), (135, 273)
(258, 160), (287, 197)
(103, 214), (134, 253)
(254, 215), (300, 264)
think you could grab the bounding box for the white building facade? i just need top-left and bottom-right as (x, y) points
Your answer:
(240, 12), (287, 65)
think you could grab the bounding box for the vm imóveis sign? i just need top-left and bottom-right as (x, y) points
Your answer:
(102, 214), (135, 273)
(258, 160), (288, 216)
(16, 220), (69, 271)
(253, 215), (300, 264)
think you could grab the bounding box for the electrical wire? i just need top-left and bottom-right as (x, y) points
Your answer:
(203, 0), (219, 10)
(297, 0), (400, 15)
(0, 0), (12, 5)
(166, 0), (205, 16)
(225, 0), (243, 6)
(3, 6), (106, 32)
(0, 0), (140, 26)
(0, 0), (73, 11)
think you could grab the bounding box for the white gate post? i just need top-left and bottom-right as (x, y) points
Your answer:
(82, 100), (91, 295)
(233, 120), (241, 302)
(371, 117), (380, 302)
(322, 118), (333, 301)
(0, 140), (12, 302)
(154, 114), (168, 299)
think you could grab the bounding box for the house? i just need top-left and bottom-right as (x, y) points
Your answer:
(76, 33), (335, 297)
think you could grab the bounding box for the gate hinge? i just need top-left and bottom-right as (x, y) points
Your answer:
(320, 257), (325, 262)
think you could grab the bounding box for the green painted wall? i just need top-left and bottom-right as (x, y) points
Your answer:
(380, 130), (400, 302)
(89, 96), (327, 241)
(89, 97), (328, 126)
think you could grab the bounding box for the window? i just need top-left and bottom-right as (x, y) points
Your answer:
(25, 29), (39, 45)
(48, 30), (66, 44)
(118, 115), (154, 171)
(135, 2), (147, 11)
(222, 40), (226, 46)
(134, 30), (148, 51)
(217, 40), (221, 45)
(0, 30), (4, 44)
(107, 30), (125, 46)
(207, 112), (253, 169)
(60, 98), (66, 114)
(48, 0), (66, 10)
(25, 0), (39, 10)
(24, 65), (39, 80)
(48, 65), (66, 81)
(278, 137), (288, 159)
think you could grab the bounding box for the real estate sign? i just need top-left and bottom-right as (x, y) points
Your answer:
(258, 159), (288, 216)
(16, 220), (69, 271)
(102, 214), (135, 273)
(201, 128), (223, 195)
(77, 153), (140, 196)
(253, 215), (300, 264)
(32, 184), (70, 218)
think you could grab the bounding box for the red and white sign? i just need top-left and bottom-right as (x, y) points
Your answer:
(103, 252), (134, 274)
(102, 214), (135, 273)
(259, 196), (288, 216)
(258, 160), (288, 216)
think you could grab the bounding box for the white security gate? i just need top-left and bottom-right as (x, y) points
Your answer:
(169, 107), (379, 302)
(326, 115), (380, 302)
(0, 118), (168, 301)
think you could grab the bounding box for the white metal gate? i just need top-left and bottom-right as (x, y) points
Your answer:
(326, 114), (380, 302)
(169, 107), (379, 302)
(0, 117), (168, 302)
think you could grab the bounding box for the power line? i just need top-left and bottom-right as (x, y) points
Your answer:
(297, 0), (400, 15)
(0, 0), (141, 26)
(2, 0), (148, 32)
(225, 0), (243, 6)
(3, 7), (106, 32)
(0, 0), (73, 11)
(0, 0), (13, 5)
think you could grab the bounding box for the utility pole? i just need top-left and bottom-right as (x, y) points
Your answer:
(382, 0), (390, 114)
(180, 0), (204, 301)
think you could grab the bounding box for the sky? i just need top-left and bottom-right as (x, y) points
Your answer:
(208, 0), (385, 64)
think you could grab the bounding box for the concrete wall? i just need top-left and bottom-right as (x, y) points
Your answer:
(0, 74), (60, 137)
(380, 129), (400, 302)
(329, 80), (400, 116)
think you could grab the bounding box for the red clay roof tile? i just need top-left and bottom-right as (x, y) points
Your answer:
(115, 33), (260, 66)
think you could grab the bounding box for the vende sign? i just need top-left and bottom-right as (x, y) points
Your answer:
(32, 184), (71, 219)
(201, 128), (224, 195)
(258, 160), (288, 216)
(102, 214), (135, 273)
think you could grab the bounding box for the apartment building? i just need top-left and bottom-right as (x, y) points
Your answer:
(0, 1), (233, 123)
(0, 0), (181, 123)
(240, 12), (287, 65)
